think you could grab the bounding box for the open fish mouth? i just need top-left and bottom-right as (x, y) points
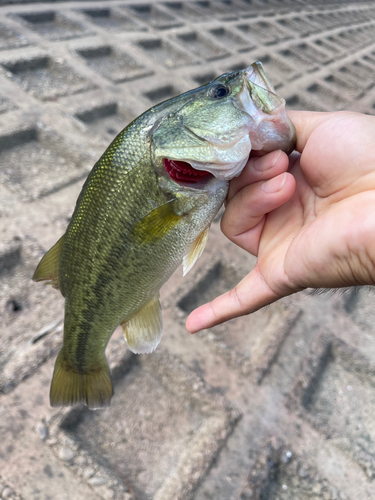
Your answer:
(163, 158), (213, 183)
(163, 158), (217, 190)
(162, 133), (251, 184)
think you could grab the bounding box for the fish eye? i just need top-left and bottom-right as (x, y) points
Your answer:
(210, 84), (229, 99)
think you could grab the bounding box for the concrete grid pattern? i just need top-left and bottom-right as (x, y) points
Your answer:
(1, 0), (375, 499)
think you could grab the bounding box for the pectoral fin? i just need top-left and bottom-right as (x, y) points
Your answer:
(32, 235), (64, 289)
(132, 200), (183, 245)
(183, 226), (209, 276)
(121, 295), (163, 354)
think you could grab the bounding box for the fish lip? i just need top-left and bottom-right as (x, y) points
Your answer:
(236, 72), (285, 121)
(234, 64), (296, 155)
(244, 61), (277, 95)
(169, 175), (227, 192)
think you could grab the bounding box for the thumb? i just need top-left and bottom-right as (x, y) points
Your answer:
(185, 265), (282, 333)
(287, 110), (333, 154)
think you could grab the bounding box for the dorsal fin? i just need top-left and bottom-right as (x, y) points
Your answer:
(32, 235), (64, 290)
(121, 295), (162, 354)
(183, 226), (209, 276)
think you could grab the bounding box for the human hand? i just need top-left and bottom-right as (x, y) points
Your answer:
(186, 110), (375, 333)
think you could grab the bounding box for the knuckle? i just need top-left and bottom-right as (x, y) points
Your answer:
(228, 286), (246, 313)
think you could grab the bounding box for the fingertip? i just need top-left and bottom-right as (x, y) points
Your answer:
(247, 149), (288, 176)
(186, 305), (211, 333)
(275, 172), (296, 207)
(283, 171), (297, 198)
(228, 150), (291, 202)
(185, 314), (196, 333)
(250, 149), (281, 172)
(260, 171), (295, 199)
(260, 172), (287, 193)
(187, 267), (282, 332)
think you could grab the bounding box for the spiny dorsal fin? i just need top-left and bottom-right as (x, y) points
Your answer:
(49, 351), (113, 409)
(121, 295), (162, 354)
(183, 226), (210, 276)
(132, 200), (183, 245)
(32, 235), (64, 289)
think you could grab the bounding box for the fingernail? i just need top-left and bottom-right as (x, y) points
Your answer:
(253, 150), (281, 171)
(261, 172), (287, 193)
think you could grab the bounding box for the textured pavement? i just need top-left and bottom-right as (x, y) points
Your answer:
(1, 0), (375, 499)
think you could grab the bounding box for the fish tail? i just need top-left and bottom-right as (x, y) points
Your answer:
(50, 351), (113, 409)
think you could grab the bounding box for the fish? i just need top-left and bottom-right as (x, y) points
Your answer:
(33, 62), (296, 409)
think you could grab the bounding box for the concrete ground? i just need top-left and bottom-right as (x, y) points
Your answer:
(1, 0), (375, 499)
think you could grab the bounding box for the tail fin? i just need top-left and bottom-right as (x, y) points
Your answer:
(50, 351), (113, 409)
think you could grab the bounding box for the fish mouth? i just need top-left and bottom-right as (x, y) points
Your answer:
(162, 133), (251, 184)
(163, 158), (214, 186)
(156, 62), (295, 185)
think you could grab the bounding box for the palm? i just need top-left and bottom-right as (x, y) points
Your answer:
(258, 156), (373, 294)
(186, 111), (375, 332)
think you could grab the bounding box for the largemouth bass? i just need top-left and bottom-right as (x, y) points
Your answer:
(33, 62), (295, 409)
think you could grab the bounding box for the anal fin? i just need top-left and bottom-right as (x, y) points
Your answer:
(33, 235), (64, 289)
(121, 295), (162, 354)
(183, 226), (210, 276)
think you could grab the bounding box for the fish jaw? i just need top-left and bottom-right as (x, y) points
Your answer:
(188, 134), (252, 181)
(237, 62), (296, 154)
(162, 134), (252, 183)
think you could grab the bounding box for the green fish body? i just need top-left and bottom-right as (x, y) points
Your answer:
(33, 62), (295, 408)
